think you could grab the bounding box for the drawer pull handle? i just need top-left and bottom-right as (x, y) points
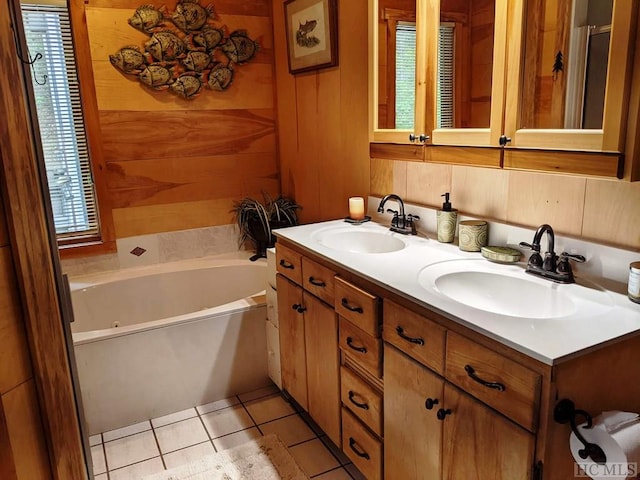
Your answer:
(348, 438), (370, 459)
(346, 337), (367, 353)
(395, 326), (425, 345)
(279, 259), (295, 269)
(348, 391), (370, 410)
(425, 398), (439, 410)
(291, 303), (306, 314)
(308, 276), (326, 287)
(341, 298), (364, 313)
(464, 365), (506, 392)
(437, 408), (452, 420)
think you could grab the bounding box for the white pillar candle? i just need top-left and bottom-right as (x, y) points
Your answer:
(349, 197), (365, 220)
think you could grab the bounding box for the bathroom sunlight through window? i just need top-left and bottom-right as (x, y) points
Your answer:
(21, 2), (99, 239)
(395, 22), (416, 129)
(395, 22), (455, 129)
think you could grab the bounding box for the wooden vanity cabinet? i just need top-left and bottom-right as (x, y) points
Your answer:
(336, 276), (384, 479)
(276, 249), (341, 446)
(384, 343), (444, 479)
(441, 383), (535, 480)
(383, 300), (537, 479)
(277, 238), (640, 479)
(276, 275), (308, 409)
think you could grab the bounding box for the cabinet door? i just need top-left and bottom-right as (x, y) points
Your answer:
(430, 0), (509, 149)
(384, 343), (444, 479)
(503, 1), (636, 156)
(442, 383), (535, 480)
(304, 292), (341, 446)
(370, 0), (435, 144)
(276, 274), (307, 410)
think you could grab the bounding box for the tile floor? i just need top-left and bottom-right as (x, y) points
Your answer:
(89, 383), (366, 479)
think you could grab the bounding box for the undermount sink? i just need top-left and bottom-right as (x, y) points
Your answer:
(311, 226), (406, 254)
(417, 259), (614, 319)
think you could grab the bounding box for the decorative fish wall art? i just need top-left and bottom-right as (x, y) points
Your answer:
(109, 0), (259, 99)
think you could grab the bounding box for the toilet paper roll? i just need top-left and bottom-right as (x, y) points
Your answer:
(570, 411), (640, 479)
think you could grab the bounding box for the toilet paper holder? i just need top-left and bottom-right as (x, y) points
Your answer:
(554, 398), (607, 465)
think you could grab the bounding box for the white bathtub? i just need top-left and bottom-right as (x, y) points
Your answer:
(69, 255), (270, 435)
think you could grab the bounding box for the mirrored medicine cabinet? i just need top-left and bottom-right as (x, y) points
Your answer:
(370, 0), (507, 147)
(369, 0), (638, 177)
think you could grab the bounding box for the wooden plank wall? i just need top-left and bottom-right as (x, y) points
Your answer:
(0, 199), (50, 480)
(83, 0), (279, 238)
(1, 2), (90, 477)
(273, 0), (370, 223)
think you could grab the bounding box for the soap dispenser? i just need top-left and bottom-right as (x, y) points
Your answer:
(436, 193), (457, 243)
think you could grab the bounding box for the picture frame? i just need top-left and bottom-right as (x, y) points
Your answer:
(284, 0), (338, 74)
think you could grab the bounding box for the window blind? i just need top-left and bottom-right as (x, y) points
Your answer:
(438, 24), (455, 128)
(395, 22), (416, 130)
(21, 3), (98, 238)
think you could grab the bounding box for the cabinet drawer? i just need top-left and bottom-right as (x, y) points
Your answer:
(302, 257), (335, 304)
(339, 317), (382, 378)
(342, 408), (382, 480)
(341, 366), (382, 437)
(276, 244), (302, 285)
(334, 277), (380, 337)
(383, 300), (446, 375)
(445, 332), (541, 432)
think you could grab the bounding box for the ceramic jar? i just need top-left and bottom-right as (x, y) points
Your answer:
(458, 220), (488, 252)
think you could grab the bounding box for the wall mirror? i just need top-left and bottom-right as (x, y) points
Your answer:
(437, 0), (495, 130)
(374, 0), (498, 140)
(520, 0), (612, 130)
(375, 0), (418, 132)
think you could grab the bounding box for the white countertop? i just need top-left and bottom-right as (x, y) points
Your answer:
(274, 219), (640, 366)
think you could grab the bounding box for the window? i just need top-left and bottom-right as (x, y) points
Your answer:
(21, 1), (99, 241)
(394, 22), (455, 129)
(437, 23), (455, 128)
(395, 22), (417, 130)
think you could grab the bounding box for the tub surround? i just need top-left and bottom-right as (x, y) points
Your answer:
(62, 224), (246, 277)
(275, 199), (640, 365)
(70, 256), (270, 434)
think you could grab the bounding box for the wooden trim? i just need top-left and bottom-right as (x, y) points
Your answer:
(502, 0), (525, 141)
(421, 0), (438, 140)
(370, 142), (424, 162)
(623, 5), (640, 181)
(490, 0), (509, 146)
(0, 1), (87, 478)
(68, 0), (116, 250)
(513, 129), (603, 151)
(431, 128), (491, 146)
(385, 17), (397, 130)
(368, 0), (377, 142)
(58, 240), (117, 259)
(503, 149), (623, 178)
(602, 1), (638, 152)
(426, 145), (502, 168)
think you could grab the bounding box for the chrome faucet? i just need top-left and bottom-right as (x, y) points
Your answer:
(520, 224), (585, 283)
(377, 194), (419, 235)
